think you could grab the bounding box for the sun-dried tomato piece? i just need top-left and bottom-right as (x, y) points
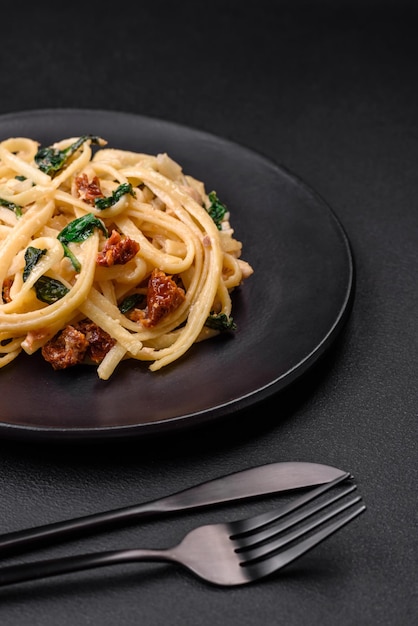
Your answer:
(74, 319), (116, 363)
(41, 320), (116, 369)
(75, 173), (104, 204)
(41, 325), (89, 369)
(141, 268), (185, 328)
(97, 230), (140, 267)
(2, 277), (13, 303)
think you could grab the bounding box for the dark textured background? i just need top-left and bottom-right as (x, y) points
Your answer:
(0, 2), (417, 624)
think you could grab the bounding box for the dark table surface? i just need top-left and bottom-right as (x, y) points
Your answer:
(0, 2), (417, 624)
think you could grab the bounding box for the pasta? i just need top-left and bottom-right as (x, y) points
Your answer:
(0, 135), (254, 380)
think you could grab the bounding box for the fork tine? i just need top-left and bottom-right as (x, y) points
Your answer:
(229, 472), (352, 538)
(233, 483), (358, 550)
(242, 500), (366, 582)
(238, 494), (363, 561)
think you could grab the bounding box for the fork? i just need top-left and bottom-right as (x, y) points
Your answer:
(0, 474), (365, 588)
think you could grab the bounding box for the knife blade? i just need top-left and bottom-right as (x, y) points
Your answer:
(0, 461), (349, 557)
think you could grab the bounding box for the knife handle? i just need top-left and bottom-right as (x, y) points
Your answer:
(0, 501), (167, 557)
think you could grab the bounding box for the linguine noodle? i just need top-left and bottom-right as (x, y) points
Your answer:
(0, 135), (253, 379)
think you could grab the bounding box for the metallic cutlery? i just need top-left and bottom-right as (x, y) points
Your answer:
(0, 473), (365, 587)
(0, 461), (349, 557)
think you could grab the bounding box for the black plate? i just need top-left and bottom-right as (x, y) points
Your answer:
(0, 108), (354, 441)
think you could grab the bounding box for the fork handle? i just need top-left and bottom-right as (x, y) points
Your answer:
(0, 548), (172, 588)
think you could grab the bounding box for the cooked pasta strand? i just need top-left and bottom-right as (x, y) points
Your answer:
(0, 136), (253, 380)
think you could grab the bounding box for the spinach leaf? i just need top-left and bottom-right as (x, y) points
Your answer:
(94, 182), (135, 210)
(23, 246), (47, 282)
(0, 197), (22, 217)
(57, 213), (108, 271)
(35, 135), (102, 177)
(58, 213), (108, 244)
(118, 292), (145, 314)
(34, 276), (69, 304)
(207, 191), (227, 230)
(205, 312), (236, 332)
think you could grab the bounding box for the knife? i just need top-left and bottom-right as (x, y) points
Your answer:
(0, 461), (349, 557)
